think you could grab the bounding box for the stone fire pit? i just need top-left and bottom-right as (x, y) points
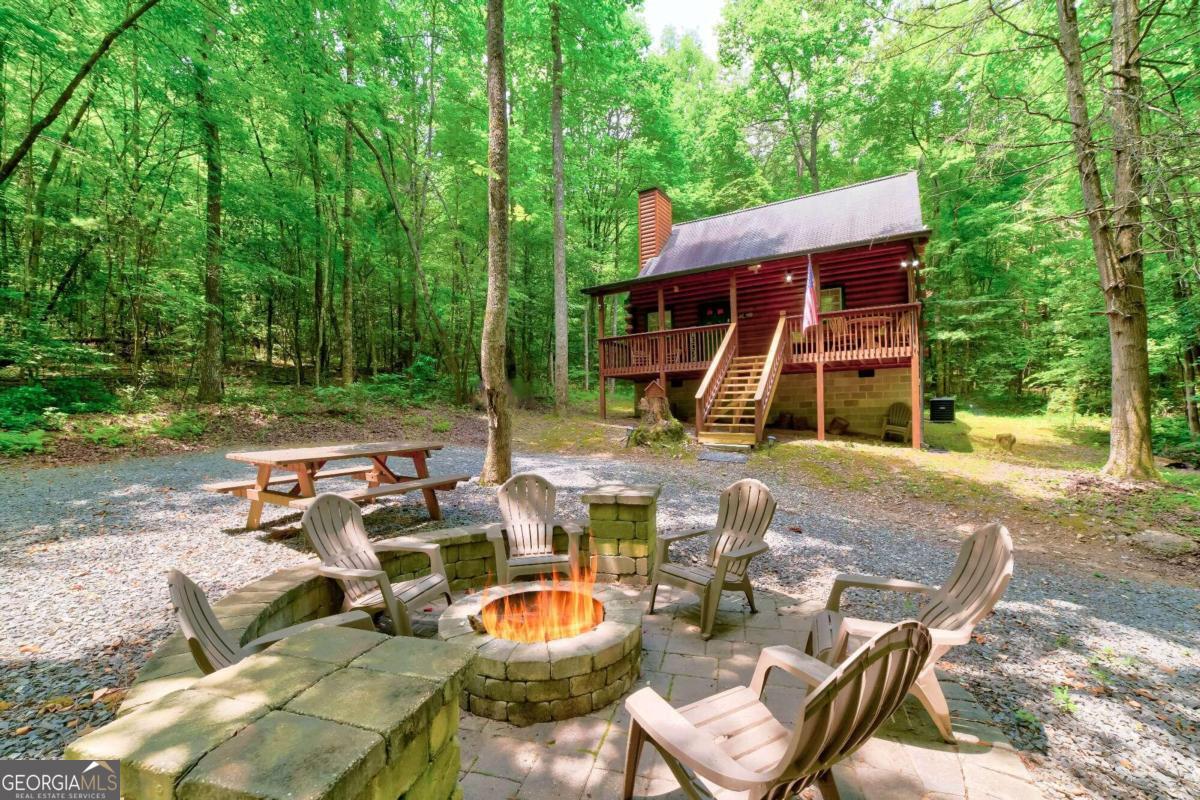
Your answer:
(438, 582), (642, 725)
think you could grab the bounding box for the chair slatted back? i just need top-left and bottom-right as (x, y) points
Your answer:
(707, 478), (777, 579)
(772, 621), (931, 797)
(886, 402), (911, 428)
(301, 494), (384, 605)
(919, 523), (1013, 633)
(168, 570), (241, 674)
(496, 474), (557, 558)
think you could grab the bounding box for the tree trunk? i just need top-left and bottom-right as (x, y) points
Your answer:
(306, 116), (326, 387)
(480, 0), (511, 484)
(1054, 0), (1155, 479)
(196, 21), (223, 403)
(550, 0), (568, 412)
(341, 119), (354, 386)
(1182, 346), (1198, 437)
(341, 15), (355, 387)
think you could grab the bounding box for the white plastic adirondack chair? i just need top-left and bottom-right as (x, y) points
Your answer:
(168, 570), (373, 674)
(649, 478), (776, 639)
(821, 522), (1014, 742)
(623, 620), (932, 800)
(485, 473), (584, 584)
(301, 493), (452, 636)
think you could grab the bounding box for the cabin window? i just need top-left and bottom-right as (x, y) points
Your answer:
(646, 309), (672, 332)
(697, 300), (730, 326)
(820, 287), (844, 312)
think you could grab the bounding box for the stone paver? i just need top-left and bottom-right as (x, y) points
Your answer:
(456, 585), (1044, 799)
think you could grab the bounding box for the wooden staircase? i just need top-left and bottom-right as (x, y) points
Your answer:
(699, 355), (766, 444)
(695, 315), (789, 447)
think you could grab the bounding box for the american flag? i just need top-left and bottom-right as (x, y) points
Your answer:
(801, 254), (819, 333)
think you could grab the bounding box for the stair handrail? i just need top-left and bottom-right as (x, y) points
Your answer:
(753, 313), (789, 442)
(695, 322), (737, 430)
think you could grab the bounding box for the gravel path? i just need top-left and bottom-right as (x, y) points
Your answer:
(1, 445), (1197, 799)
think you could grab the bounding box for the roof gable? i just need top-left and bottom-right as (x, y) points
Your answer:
(640, 172), (926, 278)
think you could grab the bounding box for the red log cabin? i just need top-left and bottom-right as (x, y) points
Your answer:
(582, 172), (929, 448)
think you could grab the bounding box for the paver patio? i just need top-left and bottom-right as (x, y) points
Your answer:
(448, 583), (1041, 799)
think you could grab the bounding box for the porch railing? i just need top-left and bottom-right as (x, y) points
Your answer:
(695, 323), (738, 428)
(753, 314), (788, 442)
(599, 323), (730, 378)
(788, 303), (918, 365)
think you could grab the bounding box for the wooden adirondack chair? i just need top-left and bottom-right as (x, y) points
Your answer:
(485, 473), (584, 585)
(301, 493), (453, 636)
(649, 478), (776, 640)
(880, 402), (912, 443)
(821, 522), (1014, 742)
(622, 620), (932, 800)
(167, 570), (373, 674)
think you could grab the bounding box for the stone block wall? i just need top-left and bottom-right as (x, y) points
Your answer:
(642, 366), (912, 435)
(583, 485), (660, 585)
(380, 526), (588, 594)
(772, 366), (911, 435)
(70, 623), (473, 800)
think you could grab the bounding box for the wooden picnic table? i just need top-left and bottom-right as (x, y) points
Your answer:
(206, 440), (469, 530)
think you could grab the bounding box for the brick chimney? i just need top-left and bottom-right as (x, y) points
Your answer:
(637, 187), (672, 271)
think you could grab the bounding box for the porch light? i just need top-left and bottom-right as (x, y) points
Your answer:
(785, 273), (793, 283)
(900, 260), (909, 268)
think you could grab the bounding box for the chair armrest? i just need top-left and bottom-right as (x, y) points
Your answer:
(483, 522), (506, 541)
(374, 536), (448, 578)
(660, 528), (712, 543)
(624, 688), (763, 790)
(318, 565), (407, 636)
(825, 572), (934, 611)
(374, 536), (438, 555)
(318, 564), (389, 582)
(750, 645), (835, 695)
(555, 520), (585, 537)
(929, 626), (972, 647)
(241, 611), (373, 653)
(717, 541), (769, 565)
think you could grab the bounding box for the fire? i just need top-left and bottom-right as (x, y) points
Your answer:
(481, 563), (603, 643)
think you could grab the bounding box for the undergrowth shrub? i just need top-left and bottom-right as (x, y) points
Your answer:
(0, 386), (55, 431)
(157, 411), (206, 441)
(44, 377), (118, 413)
(83, 424), (134, 448)
(0, 430), (46, 455)
(314, 386), (362, 419)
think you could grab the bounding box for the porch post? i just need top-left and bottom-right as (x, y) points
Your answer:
(657, 285), (666, 387)
(729, 273), (738, 348)
(816, 363), (825, 441)
(910, 313), (923, 449)
(815, 256), (825, 441)
(598, 294), (607, 419)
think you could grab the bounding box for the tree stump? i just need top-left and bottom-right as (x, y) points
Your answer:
(628, 380), (685, 447)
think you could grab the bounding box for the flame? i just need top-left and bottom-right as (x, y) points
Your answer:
(482, 562), (603, 643)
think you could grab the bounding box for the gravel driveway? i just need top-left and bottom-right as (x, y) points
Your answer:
(1, 445), (1197, 799)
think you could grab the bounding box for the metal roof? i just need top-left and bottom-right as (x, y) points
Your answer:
(584, 172), (928, 296)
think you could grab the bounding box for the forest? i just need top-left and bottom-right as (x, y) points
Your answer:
(1, 0), (1198, 477)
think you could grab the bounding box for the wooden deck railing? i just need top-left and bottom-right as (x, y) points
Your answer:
(753, 314), (788, 442)
(694, 323), (738, 428)
(599, 323), (730, 378)
(788, 303), (918, 365)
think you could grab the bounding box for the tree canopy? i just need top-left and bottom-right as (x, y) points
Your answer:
(1, 0), (1197, 457)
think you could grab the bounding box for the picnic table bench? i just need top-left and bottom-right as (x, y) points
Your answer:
(205, 440), (468, 530)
